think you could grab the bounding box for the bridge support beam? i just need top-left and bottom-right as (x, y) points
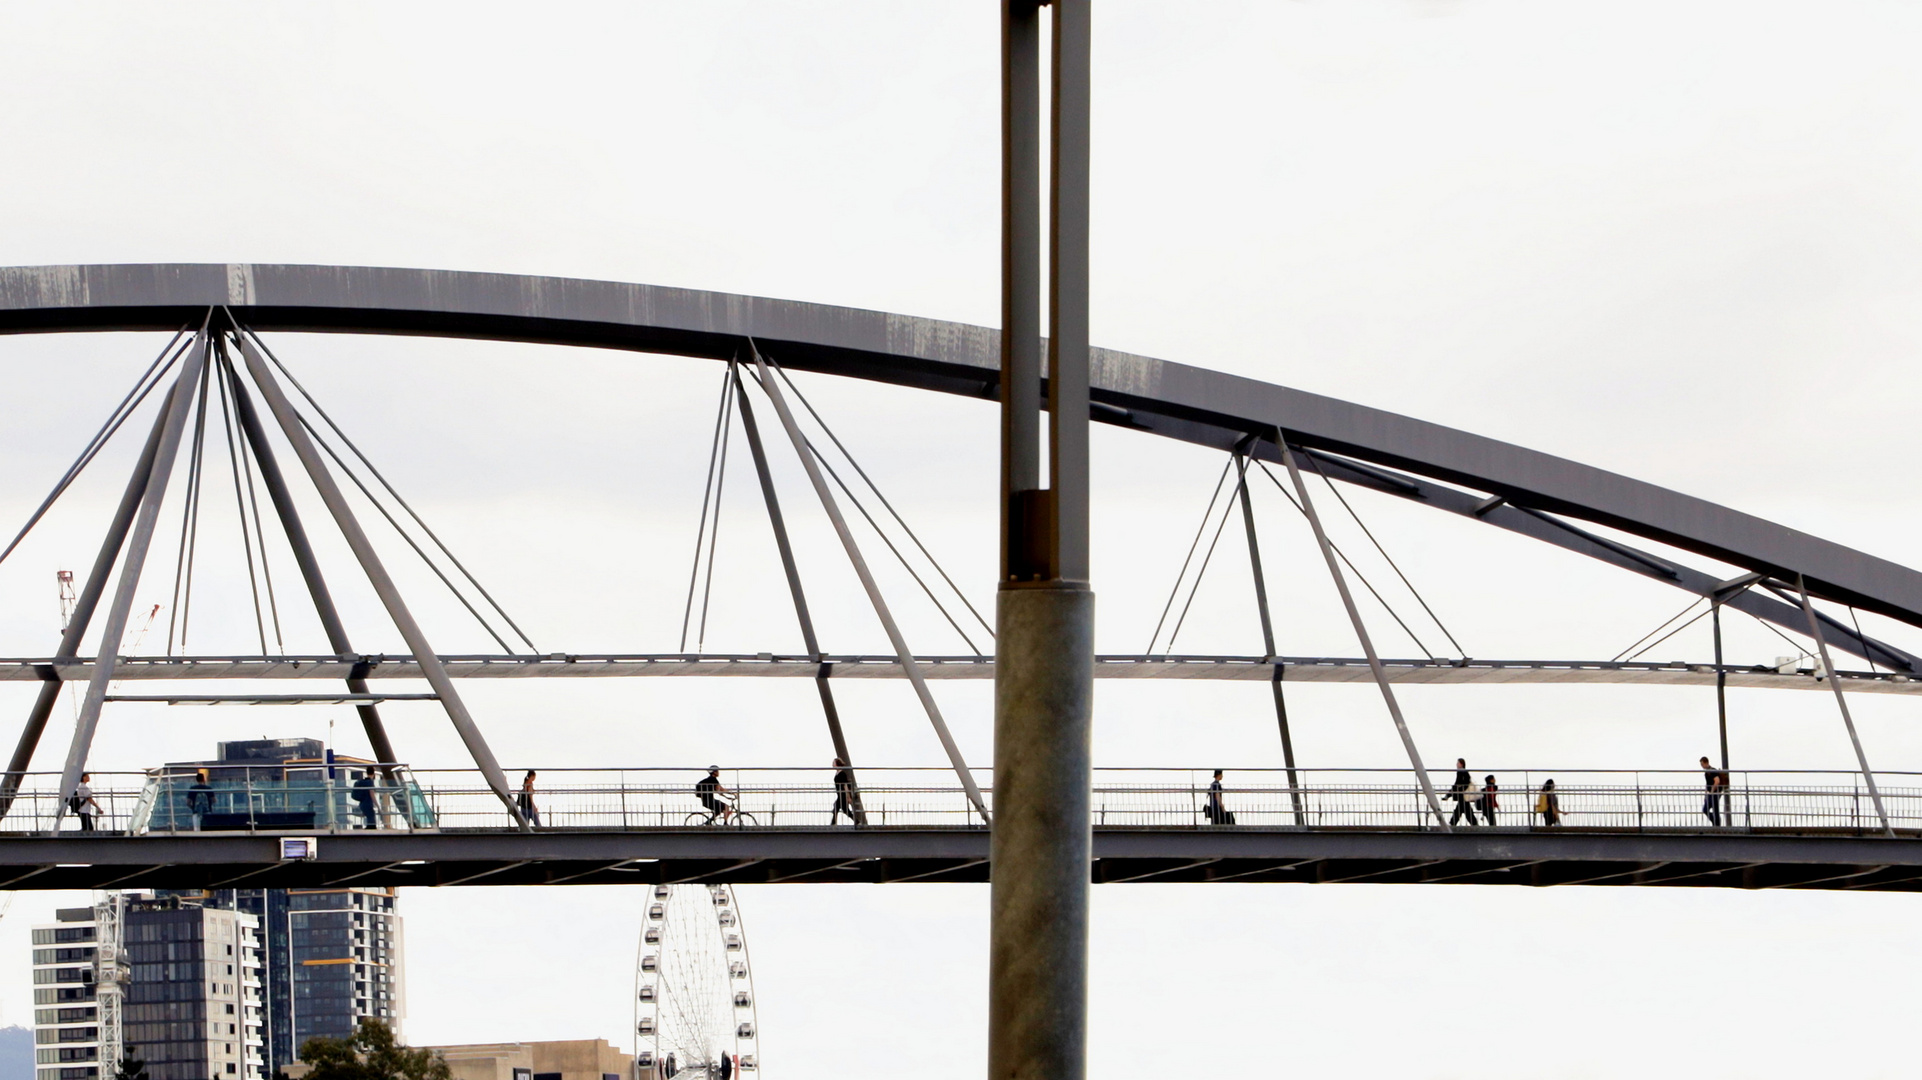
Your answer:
(54, 330), (211, 829)
(747, 347), (988, 821)
(222, 342), (402, 778)
(0, 353), (184, 821)
(1796, 574), (1892, 836)
(1280, 438), (1450, 831)
(991, 3), (1094, 1080)
(731, 366), (865, 825)
(232, 332), (528, 830)
(1233, 446), (1304, 826)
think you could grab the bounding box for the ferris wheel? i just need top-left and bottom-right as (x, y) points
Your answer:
(636, 884), (760, 1079)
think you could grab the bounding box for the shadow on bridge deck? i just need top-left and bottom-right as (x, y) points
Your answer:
(3, 825), (1922, 892)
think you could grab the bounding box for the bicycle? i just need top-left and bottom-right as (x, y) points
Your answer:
(683, 798), (759, 828)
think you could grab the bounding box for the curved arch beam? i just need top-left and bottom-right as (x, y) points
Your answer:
(2, 262), (1918, 633)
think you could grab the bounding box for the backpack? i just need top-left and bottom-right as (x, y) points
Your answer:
(1534, 793), (1549, 814)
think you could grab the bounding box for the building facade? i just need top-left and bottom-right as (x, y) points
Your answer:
(35, 897), (267, 1080)
(275, 888), (404, 1065)
(424, 1040), (632, 1080)
(121, 896), (265, 1080)
(31, 907), (107, 1080)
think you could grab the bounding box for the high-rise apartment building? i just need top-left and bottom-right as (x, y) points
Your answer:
(31, 907), (108, 1080)
(34, 897), (266, 1080)
(245, 888), (403, 1072)
(121, 896), (266, 1080)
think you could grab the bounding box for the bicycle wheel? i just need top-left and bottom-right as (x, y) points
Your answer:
(682, 811), (714, 827)
(732, 811), (759, 828)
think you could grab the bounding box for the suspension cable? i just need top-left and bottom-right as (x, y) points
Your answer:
(1163, 480), (1240, 652)
(1608, 596), (1706, 664)
(765, 358), (995, 642)
(1850, 606), (1877, 675)
(1621, 604), (1715, 663)
(1744, 605), (1814, 665)
(239, 324), (540, 652)
(743, 367), (984, 653)
(223, 354), (285, 652)
(695, 364), (738, 653)
(165, 358), (213, 654)
(0, 328), (191, 569)
(213, 349), (276, 654)
(295, 413), (518, 654)
(1255, 459), (1436, 657)
(1304, 451), (1467, 657)
(679, 367), (735, 653)
(1146, 457), (1235, 654)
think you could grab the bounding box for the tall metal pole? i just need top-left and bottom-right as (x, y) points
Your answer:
(1795, 574), (1892, 836)
(0, 371), (182, 820)
(54, 333), (211, 826)
(223, 349), (402, 775)
(232, 334), (528, 829)
(1280, 440), (1449, 831)
(1234, 448), (1303, 826)
(731, 367), (866, 825)
(991, 2), (1095, 1079)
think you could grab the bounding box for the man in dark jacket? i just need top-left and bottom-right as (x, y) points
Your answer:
(829, 758), (859, 825)
(1449, 758), (1479, 827)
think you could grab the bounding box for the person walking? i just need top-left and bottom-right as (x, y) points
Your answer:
(1481, 775), (1500, 827)
(1535, 779), (1563, 827)
(186, 768), (214, 830)
(352, 771), (379, 829)
(696, 766), (733, 824)
(70, 773), (100, 832)
(1700, 756), (1730, 827)
(1204, 769), (1236, 825)
(517, 770), (542, 827)
(828, 758), (858, 825)
(1448, 758), (1479, 827)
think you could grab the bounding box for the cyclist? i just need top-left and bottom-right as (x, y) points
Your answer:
(696, 766), (734, 824)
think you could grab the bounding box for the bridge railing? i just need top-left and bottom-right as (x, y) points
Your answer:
(4, 766), (1920, 834)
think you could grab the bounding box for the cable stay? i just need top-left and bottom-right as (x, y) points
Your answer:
(1608, 596), (1708, 664)
(1161, 466), (1240, 653)
(1302, 450), (1467, 658)
(678, 363), (738, 654)
(742, 362), (989, 654)
(0, 328), (193, 570)
(239, 326), (541, 654)
(1145, 456), (1234, 655)
(762, 359), (994, 645)
(1253, 459), (1439, 659)
(216, 351), (285, 653)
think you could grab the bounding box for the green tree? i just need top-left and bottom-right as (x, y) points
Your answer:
(298, 1020), (450, 1080)
(113, 1050), (149, 1080)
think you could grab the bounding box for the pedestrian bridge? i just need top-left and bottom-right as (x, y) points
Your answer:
(6, 766), (1922, 893)
(3, 265), (1922, 897)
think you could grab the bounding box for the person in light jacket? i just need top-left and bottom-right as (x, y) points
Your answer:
(1535, 779), (1563, 827)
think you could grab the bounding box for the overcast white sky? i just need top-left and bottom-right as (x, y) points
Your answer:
(4, 2), (1922, 1077)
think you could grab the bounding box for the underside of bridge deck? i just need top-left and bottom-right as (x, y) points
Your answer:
(2, 828), (1920, 892)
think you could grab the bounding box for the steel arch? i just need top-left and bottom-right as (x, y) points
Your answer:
(2, 262), (1918, 637)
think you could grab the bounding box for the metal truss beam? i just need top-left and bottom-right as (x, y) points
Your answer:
(5, 653), (1919, 693)
(4, 264), (1921, 630)
(0, 828), (1917, 891)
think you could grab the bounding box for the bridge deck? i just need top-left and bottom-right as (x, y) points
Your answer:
(2, 827), (1921, 892)
(4, 653), (1918, 693)
(0, 768), (1917, 890)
